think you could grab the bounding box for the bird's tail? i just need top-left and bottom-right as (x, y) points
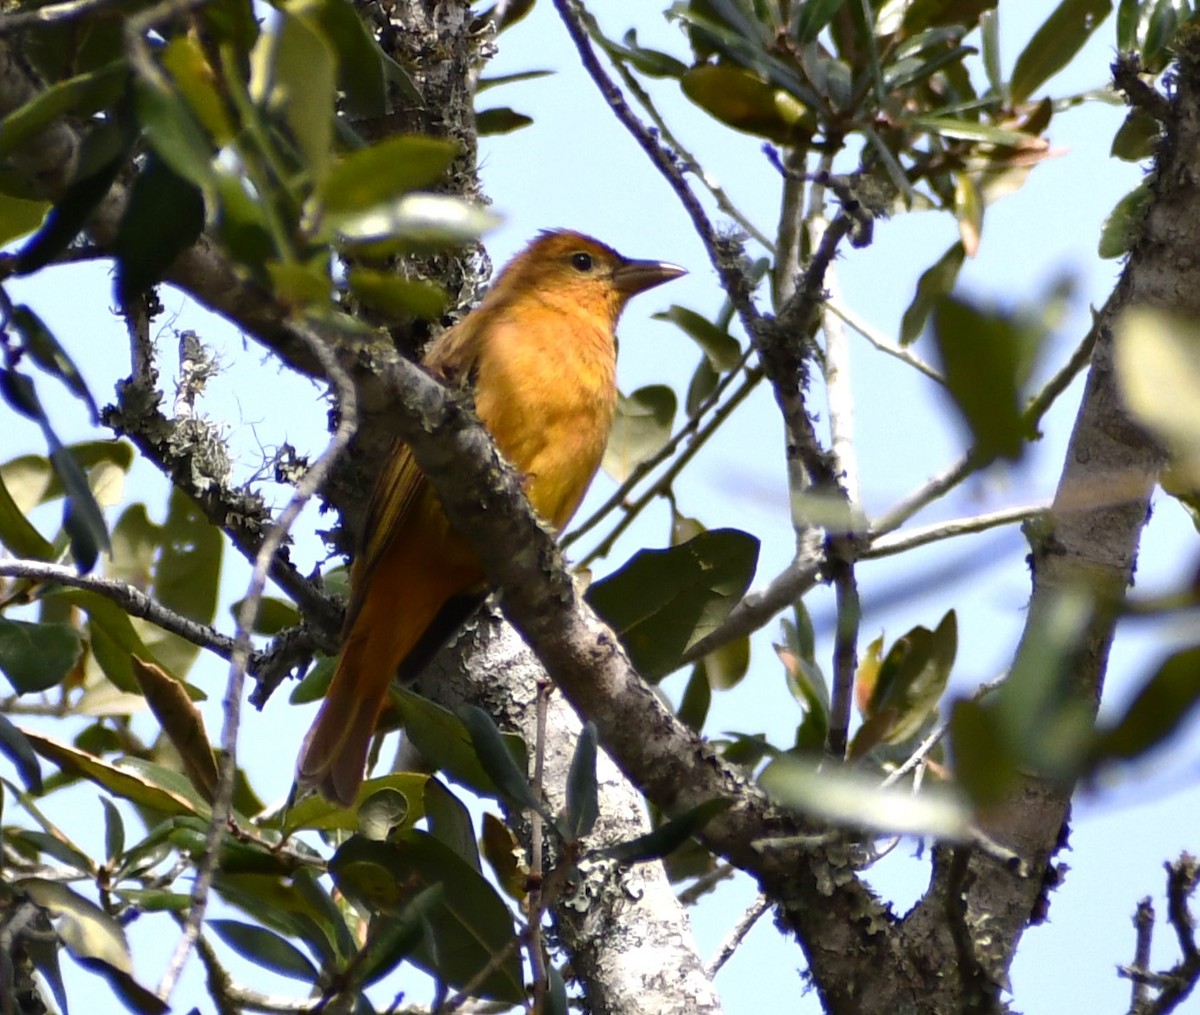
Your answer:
(296, 556), (481, 806)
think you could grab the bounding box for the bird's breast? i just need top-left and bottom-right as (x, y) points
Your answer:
(473, 310), (618, 531)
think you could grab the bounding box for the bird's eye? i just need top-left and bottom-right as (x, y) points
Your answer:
(571, 252), (594, 272)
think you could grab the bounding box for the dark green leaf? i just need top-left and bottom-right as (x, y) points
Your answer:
(902, 243), (964, 350)
(547, 964), (569, 1015)
(423, 777), (480, 871)
(598, 28), (688, 78)
(356, 886), (440, 987)
(0, 191), (49, 246)
(101, 797), (124, 865)
(1099, 180), (1152, 259)
(931, 295), (1036, 461)
(53, 442), (110, 573)
(598, 798), (730, 864)
(685, 356), (719, 417)
(392, 688), (526, 799)
(114, 156), (205, 305)
(476, 69), (554, 91)
(654, 305), (742, 370)
(228, 596), (299, 636)
(329, 832), (524, 1002)
(152, 488), (222, 675)
(311, 0), (388, 118)
(0, 712), (43, 792)
(1143, 0), (1184, 73)
(475, 107), (533, 135)
(12, 306), (97, 418)
(565, 722), (599, 840)
(1116, 0), (1139, 50)
(949, 696), (1014, 804)
(134, 79), (217, 190)
(58, 589), (156, 692)
(0, 617), (82, 693)
(288, 655), (335, 705)
(680, 63), (812, 143)
(1010, 0), (1112, 105)
(457, 705), (548, 819)
(678, 662), (712, 732)
(1093, 646), (1200, 763)
(209, 920), (318, 983)
(900, 0), (997, 35)
(588, 528), (759, 681)
(793, 0), (850, 43)
(1111, 106), (1161, 162)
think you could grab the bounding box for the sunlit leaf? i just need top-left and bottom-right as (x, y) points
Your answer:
(601, 385), (676, 482)
(1010, 0), (1112, 105)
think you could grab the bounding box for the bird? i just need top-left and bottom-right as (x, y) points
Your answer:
(297, 230), (686, 804)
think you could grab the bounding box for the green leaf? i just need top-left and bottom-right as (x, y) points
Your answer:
(793, 0), (850, 43)
(228, 596), (300, 636)
(598, 798), (730, 864)
(391, 689), (526, 800)
(358, 787), (410, 840)
(355, 887), (439, 987)
(57, 589), (156, 692)
(476, 69), (554, 92)
(1111, 106), (1161, 162)
(654, 305), (742, 371)
(151, 488), (223, 676)
(1116, 0), (1140, 49)
(0, 191), (49, 246)
(1010, 0), (1112, 106)
(134, 80), (216, 191)
(759, 757), (972, 838)
(423, 777), (481, 872)
(329, 832), (524, 1002)
(261, 7), (337, 180)
(0, 712), (43, 792)
(0, 618), (82, 694)
(347, 268), (448, 321)
(19, 879), (132, 972)
(899, 241), (966, 346)
(317, 135), (459, 215)
(587, 528), (759, 681)
(931, 295), (1037, 461)
(457, 705), (548, 819)
(0, 470), (54, 559)
(101, 797), (124, 865)
(601, 385), (677, 482)
(114, 156), (206, 305)
(475, 107), (534, 135)
(900, 0), (997, 35)
(1099, 180), (1152, 259)
(209, 920), (319, 983)
(1092, 646), (1200, 763)
(680, 63), (812, 143)
(281, 773), (426, 833)
(565, 722), (599, 840)
(599, 28), (688, 78)
(1114, 307), (1200, 487)
(309, 0), (388, 118)
(11, 305), (97, 419)
(913, 115), (1042, 146)
(0, 62), (126, 158)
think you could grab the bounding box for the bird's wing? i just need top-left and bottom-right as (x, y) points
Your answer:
(341, 314), (488, 634)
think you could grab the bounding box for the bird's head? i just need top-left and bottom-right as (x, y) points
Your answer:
(494, 230), (686, 327)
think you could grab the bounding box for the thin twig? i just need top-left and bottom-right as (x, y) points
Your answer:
(580, 366), (761, 565)
(0, 559), (239, 658)
(865, 503), (1050, 559)
(0, 0), (124, 33)
(705, 894), (770, 978)
(825, 298), (944, 384)
(156, 321), (356, 1001)
(564, 352), (758, 550)
(1128, 898), (1156, 1015)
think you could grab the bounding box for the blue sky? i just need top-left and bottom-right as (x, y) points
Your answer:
(5, 2), (1200, 1012)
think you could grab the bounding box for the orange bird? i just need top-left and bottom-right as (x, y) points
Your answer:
(298, 230), (685, 804)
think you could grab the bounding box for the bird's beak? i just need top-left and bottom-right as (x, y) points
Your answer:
(612, 258), (687, 297)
